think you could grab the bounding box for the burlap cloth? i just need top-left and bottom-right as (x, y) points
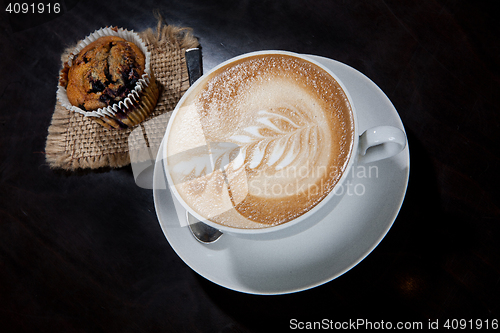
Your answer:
(45, 21), (199, 170)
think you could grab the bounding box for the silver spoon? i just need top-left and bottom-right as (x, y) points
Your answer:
(187, 211), (223, 244)
(184, 48), (223, 244)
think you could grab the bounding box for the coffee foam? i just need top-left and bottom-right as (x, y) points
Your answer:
(166, 54), (354, 229)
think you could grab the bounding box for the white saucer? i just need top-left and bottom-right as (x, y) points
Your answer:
(153, 55), (410, 295)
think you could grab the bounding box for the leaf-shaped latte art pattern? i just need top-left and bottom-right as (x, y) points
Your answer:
(168, 142), (240, 182)
(230, 107), (322, 171)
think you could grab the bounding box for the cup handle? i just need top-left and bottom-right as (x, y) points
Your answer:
(358, 126), (406, 164)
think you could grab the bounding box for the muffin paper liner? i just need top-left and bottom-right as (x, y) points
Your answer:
(56, 27), (159, 129)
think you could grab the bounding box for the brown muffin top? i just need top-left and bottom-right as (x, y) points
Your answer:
(64, 35), (146, 111)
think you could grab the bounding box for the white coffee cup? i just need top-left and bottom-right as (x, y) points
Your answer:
(161, 51), (406, 240)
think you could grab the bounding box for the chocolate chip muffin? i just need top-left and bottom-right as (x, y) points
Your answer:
(57, 27), (159, 129)
(64, 35), (146, 111)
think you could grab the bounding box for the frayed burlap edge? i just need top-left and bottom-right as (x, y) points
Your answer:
(45, 20), (199, 170)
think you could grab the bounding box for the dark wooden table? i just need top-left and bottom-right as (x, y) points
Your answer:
(1, 0), (499, 331)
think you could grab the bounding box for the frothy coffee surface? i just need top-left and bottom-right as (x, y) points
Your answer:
(166, 53), (354, 229)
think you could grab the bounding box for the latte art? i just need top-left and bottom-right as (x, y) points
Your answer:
(230, 107), (321, 172)
(166, 53), (354, 229)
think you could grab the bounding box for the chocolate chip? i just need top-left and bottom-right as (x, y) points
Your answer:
(115, 85), (128, 98)
(99, 89), (114, 105)
(89, 79), (106, 93)
(103, 64), (114, 84)
(125, 68), (140, 89)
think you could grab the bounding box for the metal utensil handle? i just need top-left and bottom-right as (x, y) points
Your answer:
(185, 48), (203, 86)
